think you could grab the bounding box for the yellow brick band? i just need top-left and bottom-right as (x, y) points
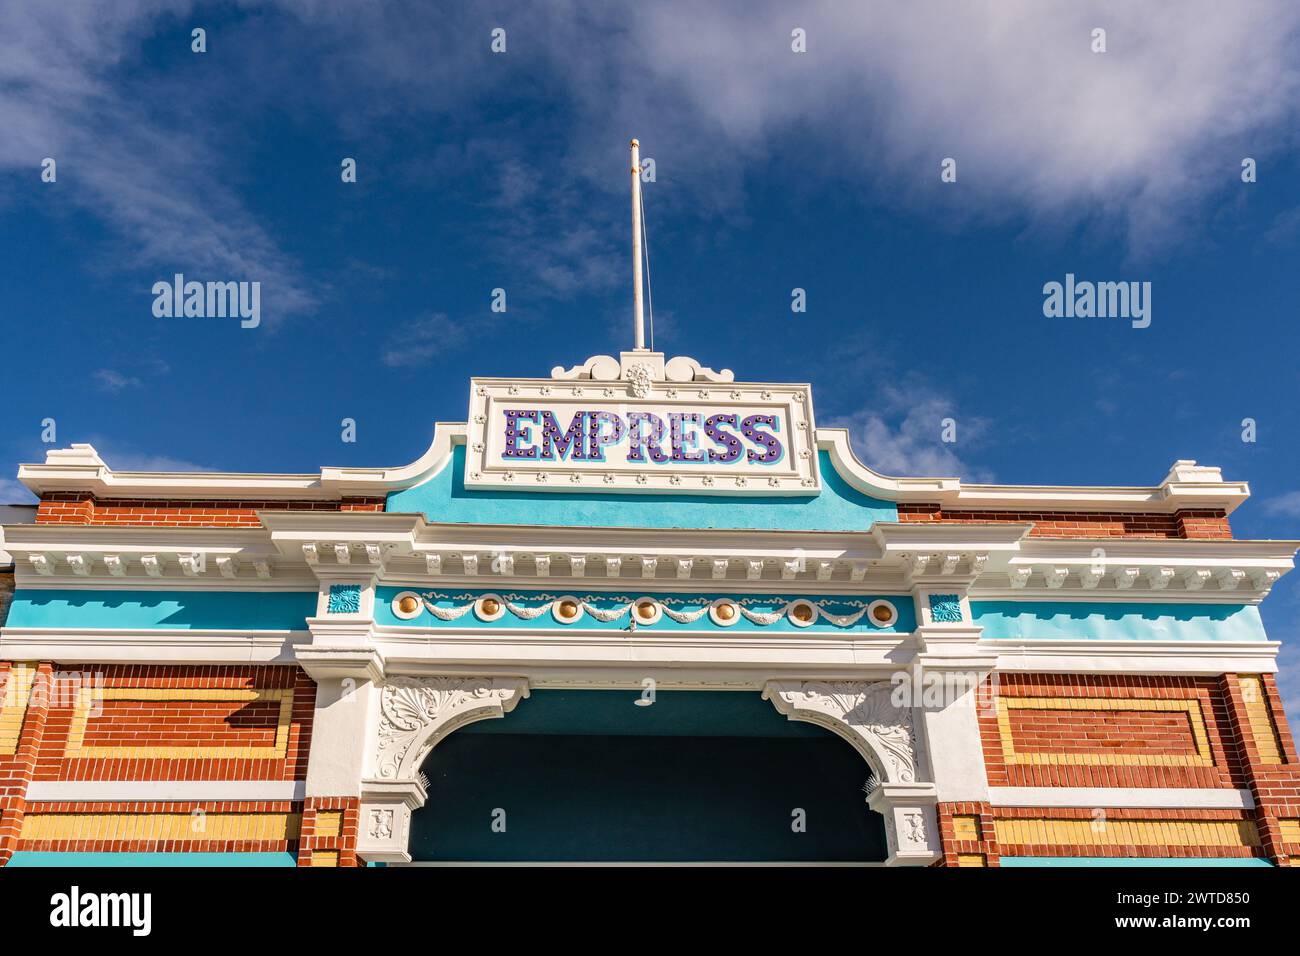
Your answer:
(20, 812), (301, 842)
(995, 696), (1214, 767)
(1239, 676), (1284, 764)
(951, 815), (981, 841)
(1278, 820), (1300, 844)
(65, 686), (293, 760)
(0, 663), (37, 755)
(956, 854), (987, 867)
(311, 850), (340, 867)
(993, 818), (1258, 849)
(315, 810), (343, 838)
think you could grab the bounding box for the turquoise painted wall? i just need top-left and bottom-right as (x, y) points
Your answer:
(5, 589), (317, 630)
(375, 586), (917, 634)
(972, 601), (1267, 642)
(386, 445), (896, 531)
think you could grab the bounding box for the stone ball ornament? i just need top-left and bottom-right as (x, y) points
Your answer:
(709, 599), (740, 626)
(552, 596), (585, 624)
(787, 599), (818, 627)
(632, 597), (662, 625)
(868, 600), (899, 628)
(392, 591), (424, 620)
(475, 594), (506, 622)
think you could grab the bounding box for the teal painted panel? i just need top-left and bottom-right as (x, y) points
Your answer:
(386, 445), (896, 531)
(5, 851), (297, 867)
(972, 601), (1267, 642)
(411, 690), (886, 862)
(6, 590), (317, 630)
(375, 586), (916, 634)
(1001, 856), (1271, 867)
(459, 689), (829, 737)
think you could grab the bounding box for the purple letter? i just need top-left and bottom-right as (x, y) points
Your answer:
(626, 412), (669, 463)
(742, 414), (783, 464)
(502, 409), (541, 459)
(670, 413), (705, 463)
(586, 411), (626, 462)
(704, 413), (742, 464)
(539, 410), (588, 461)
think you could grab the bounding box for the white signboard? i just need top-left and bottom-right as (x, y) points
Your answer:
(464, 377), (820, 494)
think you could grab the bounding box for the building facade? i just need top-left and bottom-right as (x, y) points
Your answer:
(1, 349), (1298, 867)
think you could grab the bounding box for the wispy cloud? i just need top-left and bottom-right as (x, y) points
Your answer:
(0, 1), (319, 324)
(1264, 491), (1300, 518)
(827, 383), (993, 481)
(92, 369), (141, 392)
(3, 0), (1297, 323)
(381, 312), (474, 368)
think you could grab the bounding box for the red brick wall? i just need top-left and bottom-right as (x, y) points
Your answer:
(32, 665), (315, 782)
(1219, 673), (1300, 865)
(297, 797), (362, 867)
(934, 801), (1001, 867)
(0, 662), (52, 865)
(34, 495), (385, 528)
(981, 674), (1244, 790)
(1006, 707), (1202, 758)
(1, 662), (319, 864)
(898, 504), (1232, 539)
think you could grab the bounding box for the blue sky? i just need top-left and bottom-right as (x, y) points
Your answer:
(4, 3), (1300, 710)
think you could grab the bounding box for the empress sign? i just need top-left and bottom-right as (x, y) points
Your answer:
(464, 377), (820, 494)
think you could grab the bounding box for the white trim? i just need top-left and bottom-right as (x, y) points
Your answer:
(16, 425), (465, 499)
(990, 638), (1280, 674)
(988, 787), (1254, 810)
(819, 428), (1249, 514)
(0, 627), (310, 664)
(25, 780), (307, 802)
(15, 425), (1250, 516)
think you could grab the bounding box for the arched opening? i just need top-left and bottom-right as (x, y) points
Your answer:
(408, 689), (889, 863)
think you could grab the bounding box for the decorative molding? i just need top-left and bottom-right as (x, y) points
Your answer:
(327, 584), (362, 615)
(372, 676), (529, 781)
(763, 680), (919, 783)
(399, 591), (898, 630)
(927, 594), (963, 623)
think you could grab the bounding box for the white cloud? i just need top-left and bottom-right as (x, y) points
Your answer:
(0, 1), (318, 323)
(619, 1), (1300, 251)
(1264, 491), (1300, 518)
(827, 384), (993, 480)
(92, 369), (141, 392)
(3, 0), (1296, 319)
(380, 313), (473, 368)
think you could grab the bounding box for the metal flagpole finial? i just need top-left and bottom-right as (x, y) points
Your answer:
(630, 137), (646, 351)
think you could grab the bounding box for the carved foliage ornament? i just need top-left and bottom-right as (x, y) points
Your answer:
(374, 676), (526, 780)
(768, 680), (918, 783)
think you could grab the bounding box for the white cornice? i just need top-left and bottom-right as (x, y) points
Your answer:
(0, 627), (310, 663)
(990, 638), (1280, 674)
(819, 429), (1249, 514)
(16, 425), (466, 500)
(16, 427), (1250, 518)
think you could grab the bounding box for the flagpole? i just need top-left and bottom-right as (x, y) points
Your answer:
(630, 138), (646, 351)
